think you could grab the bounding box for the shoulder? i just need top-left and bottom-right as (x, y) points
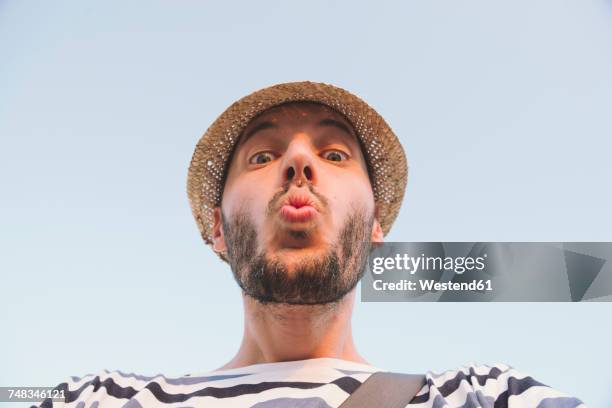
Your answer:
(410, 362), (585, 407)
(36, 369), (175, 408)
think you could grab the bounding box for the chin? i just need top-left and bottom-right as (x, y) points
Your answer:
(268, 246), (328, 272)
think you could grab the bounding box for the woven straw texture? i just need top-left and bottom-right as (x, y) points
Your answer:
(187, 81), (408, 262)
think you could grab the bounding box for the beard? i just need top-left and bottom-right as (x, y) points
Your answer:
(221, 201), (375, 305)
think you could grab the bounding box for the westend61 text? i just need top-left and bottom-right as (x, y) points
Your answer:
(373, 279), (493, 292)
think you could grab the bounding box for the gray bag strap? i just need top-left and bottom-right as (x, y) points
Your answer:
(339, 372), (426, 408)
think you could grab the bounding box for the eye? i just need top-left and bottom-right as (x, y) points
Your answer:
(322, 149), (349, 162)
(249, 151), (277, 165)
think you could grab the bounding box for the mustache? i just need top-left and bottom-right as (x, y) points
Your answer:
(266, 182), (329, 217)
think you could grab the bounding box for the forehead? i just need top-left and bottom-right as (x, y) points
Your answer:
(250, 101), (350, 125)
(238, 102), (359, 145)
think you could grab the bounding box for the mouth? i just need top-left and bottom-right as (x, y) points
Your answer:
(278, 193), (320, 223)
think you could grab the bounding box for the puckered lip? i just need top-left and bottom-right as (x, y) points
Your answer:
(284, 193), (317, 209)
(277, 191), (322, 223)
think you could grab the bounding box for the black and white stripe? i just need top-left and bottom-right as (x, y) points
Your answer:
(34, 359), (584, 407)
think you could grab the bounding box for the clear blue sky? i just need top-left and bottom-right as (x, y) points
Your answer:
(1, 1), (611, 406)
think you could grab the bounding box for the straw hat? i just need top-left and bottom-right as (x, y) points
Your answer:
(187, 81), (408, 262)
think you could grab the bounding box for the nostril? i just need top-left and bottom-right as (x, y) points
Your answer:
(286, 167), (295, 180)
(304, 166), (312, 180)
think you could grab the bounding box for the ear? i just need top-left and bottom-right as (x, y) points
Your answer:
(371, 218), (384, 243)
(371, 203), (384, 243)
(212, 207), (227, 253)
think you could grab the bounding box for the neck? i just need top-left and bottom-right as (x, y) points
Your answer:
(217, 289), (367, 370)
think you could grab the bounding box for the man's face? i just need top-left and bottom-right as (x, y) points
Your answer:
(212, 102), (384, 305)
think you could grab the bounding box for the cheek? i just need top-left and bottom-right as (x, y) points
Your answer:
(221, 177), (272, 224)
(320, 174), (375, 217)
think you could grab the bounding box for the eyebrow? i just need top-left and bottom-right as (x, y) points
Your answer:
(238, 117), (356, 147)
(316, 118), (355, 139)
(238, 121), (278, 147)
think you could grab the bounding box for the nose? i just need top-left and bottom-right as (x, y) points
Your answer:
(280, 136), (317, 188)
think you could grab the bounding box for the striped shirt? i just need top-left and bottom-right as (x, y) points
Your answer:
(36, 358), (584, 407)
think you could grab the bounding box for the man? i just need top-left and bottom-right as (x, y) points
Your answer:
(39, 82), (584, 407)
